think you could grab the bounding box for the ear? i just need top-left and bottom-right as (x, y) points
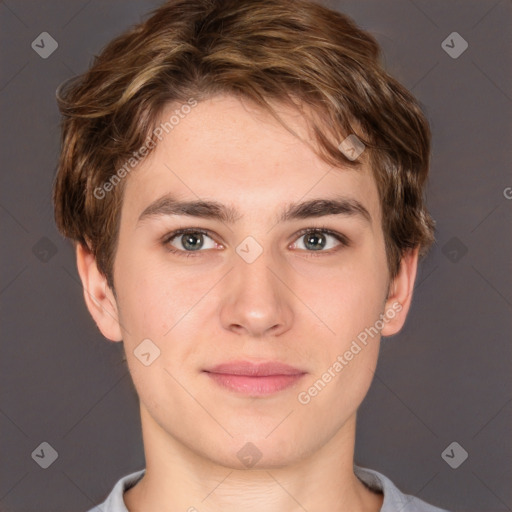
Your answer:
(75, 243), (123, 342)
(380, 246), (420, 337)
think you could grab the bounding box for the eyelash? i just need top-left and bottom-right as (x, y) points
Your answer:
(161, 226), (350, 259)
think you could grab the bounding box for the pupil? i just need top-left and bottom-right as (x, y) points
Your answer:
(183, 233), (203, 251)
(305, 233), (325, 251)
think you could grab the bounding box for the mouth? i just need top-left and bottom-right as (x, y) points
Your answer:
(203, 361), (307, 396)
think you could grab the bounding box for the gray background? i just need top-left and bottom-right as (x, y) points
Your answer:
(1, 0), (511, 511)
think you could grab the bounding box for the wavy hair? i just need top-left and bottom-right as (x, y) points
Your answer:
(53, 0), (435, 290)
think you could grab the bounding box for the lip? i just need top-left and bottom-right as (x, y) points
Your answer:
(203, 361), (307, 396)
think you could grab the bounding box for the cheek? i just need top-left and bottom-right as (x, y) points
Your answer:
(114, 249), (210, 337)
(295, 332), (380, 437)
(290, 250), (388, 341)
(290, 245), (387, 403)
(114, 255), (219, 400)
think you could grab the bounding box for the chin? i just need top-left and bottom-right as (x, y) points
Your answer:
(197, 431), (314, 470)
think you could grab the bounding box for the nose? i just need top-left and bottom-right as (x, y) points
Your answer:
(219, 250), (294, 338)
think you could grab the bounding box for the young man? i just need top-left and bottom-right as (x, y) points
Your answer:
(53, 0), (450, 511)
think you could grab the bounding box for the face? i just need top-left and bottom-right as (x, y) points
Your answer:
(80, 94), (417, 469)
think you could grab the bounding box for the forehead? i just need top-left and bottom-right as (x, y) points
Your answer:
(121, 94), (381, 227)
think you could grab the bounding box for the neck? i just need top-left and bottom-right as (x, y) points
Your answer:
(124, 406), (383, 512)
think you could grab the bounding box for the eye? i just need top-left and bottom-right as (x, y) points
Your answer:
(163, 229), (221, 255)
(291, 228), (350, 253)
(162, 227), (350, 258)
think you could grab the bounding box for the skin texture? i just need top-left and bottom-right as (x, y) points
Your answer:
(76, 94), (419, 512)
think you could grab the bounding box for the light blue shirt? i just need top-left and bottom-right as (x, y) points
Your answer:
(86, 465), (451, 512)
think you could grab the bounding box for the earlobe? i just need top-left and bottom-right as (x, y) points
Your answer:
(380, 246), (420, 338)
(75, 243), (123, 342)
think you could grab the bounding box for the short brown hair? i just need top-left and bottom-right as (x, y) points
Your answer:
(53, 0), (435, 291)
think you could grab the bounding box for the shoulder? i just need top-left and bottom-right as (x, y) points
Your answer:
(85, 469), (146, 512)
(354, 465), (452, 512)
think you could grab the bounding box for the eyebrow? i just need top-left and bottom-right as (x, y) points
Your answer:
(137, 193), (372, 226)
